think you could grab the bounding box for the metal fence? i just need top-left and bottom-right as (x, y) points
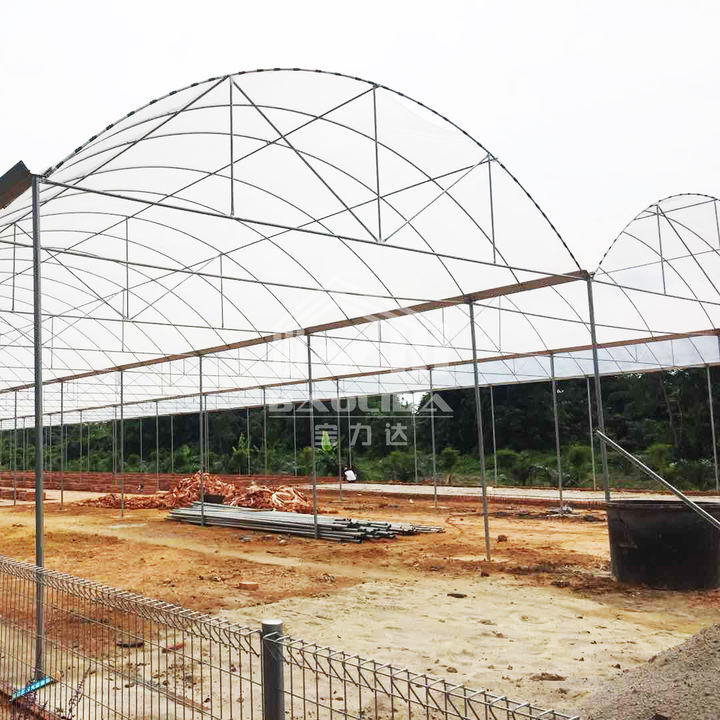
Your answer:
(0, 555), (578, 720)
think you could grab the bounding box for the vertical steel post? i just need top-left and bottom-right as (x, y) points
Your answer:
(468, 302), (492, 561)
(12, 391), (17, 506)
(261, 620), (285, 720)
(306, 336), (319, 538)
(262, 387), (268, 475)
(292, 404), (297, 476)
(139, 417), (143, 473)
(31, 174), (44, 677)
(336, 380), (343, 499)
(198, 355), (205, 526)
(707, 366), (719, 494)
(550, 353), (564, 509)
(429, 368), (437, 507)
(204, 395), (210, 473)
(120, 371), (125, 517)
(490, 385), (498, 486)
(170, 414), (174, 475)
(586, 377), (597, 491)
(48, 414), (52, 483)
(586, 277), (611, 500)
(246, 407), (251, 475)
(59, 383), (64, 506)
(412, 402), (418, 483)
(347, 402), (352, 468)
(112, 406), (116, 493)
(155, 401), (160, 490)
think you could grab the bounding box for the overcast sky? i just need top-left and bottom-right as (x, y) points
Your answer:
(2, 0), (717, 269)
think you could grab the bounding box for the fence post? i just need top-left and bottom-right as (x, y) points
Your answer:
(261, 619), (285, 720)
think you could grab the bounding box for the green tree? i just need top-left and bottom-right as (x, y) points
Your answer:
(566, 444), (592, 487)
(439, 446), (460, 484)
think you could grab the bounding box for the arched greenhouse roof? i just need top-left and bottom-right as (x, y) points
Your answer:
(0, 70), (717, 424)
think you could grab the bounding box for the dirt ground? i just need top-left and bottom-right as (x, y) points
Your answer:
(0, 492), (718, 715)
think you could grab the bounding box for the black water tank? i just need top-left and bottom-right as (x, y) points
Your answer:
(606, 499), (720, 589)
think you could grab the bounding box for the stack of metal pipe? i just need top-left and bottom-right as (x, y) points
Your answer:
(168, 503), (443, 542)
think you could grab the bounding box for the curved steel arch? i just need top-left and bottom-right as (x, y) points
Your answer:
(0, 71), (718, 424)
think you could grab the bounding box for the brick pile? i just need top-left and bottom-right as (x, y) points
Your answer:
(81, 472), (316, 512)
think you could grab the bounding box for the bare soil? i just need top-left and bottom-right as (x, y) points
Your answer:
(0, 493), (718, 714)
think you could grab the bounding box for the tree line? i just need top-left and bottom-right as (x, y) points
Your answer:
(1, 367), (718, 490)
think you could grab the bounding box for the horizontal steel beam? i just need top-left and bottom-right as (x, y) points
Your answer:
(0, 269), (587, 396)
(4, 326), (720, 423)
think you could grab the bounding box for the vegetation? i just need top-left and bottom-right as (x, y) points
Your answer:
(2, 368), (719, 491)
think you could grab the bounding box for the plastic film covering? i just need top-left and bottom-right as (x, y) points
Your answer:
(0, 71), (717, 422)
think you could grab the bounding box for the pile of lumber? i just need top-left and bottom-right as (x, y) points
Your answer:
(81, 472), (316, 512)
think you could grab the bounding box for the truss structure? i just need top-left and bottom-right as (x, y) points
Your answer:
(0, 70), (717, 429)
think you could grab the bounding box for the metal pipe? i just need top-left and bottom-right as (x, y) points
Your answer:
(336, 380), (343, 500)
(586, 377), (597, 491)
(246, 407), (250, 475)
(262, 387), (268, 474)
(412, 403), (418, 483)
(13, 390), (17, 506)
(586, 277), (610, 500)
(112, 406), (116, 493)
(31, 174), (44, 677)
(347, 402), (352, 469)
(59, 384), (64, 506)
(490, 385), (498, 486)
(205, 395), (210, 474)
(199, 355), (205, 526)
(707, 366), (719, 494)
(78, 413), (82, 477)
(120, 370), (125, 517)
(292, 404), (297, 476)
(261, 620), (285, 720)
(468, 302), (492, 561)
(597, 430), (720, 532)
(550, 354), (563, 509)
(170, 413), (174, 475)
(155, 401), (160, 490)
(429, 368), (437, 508)
(307, 336), (319, 538)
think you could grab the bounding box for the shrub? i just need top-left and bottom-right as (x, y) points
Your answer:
(384, 450), (416, 482)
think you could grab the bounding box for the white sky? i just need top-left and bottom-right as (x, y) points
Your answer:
(1, 0), (717, 270)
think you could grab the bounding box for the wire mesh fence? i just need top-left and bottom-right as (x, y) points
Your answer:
(0, 555), (579, 720)
(0, 555), (262, 720)
(270, 635), (579, 720)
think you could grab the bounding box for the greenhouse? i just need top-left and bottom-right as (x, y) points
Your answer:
(0, 69), (719, 521)
(2, 67), (720, 720)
